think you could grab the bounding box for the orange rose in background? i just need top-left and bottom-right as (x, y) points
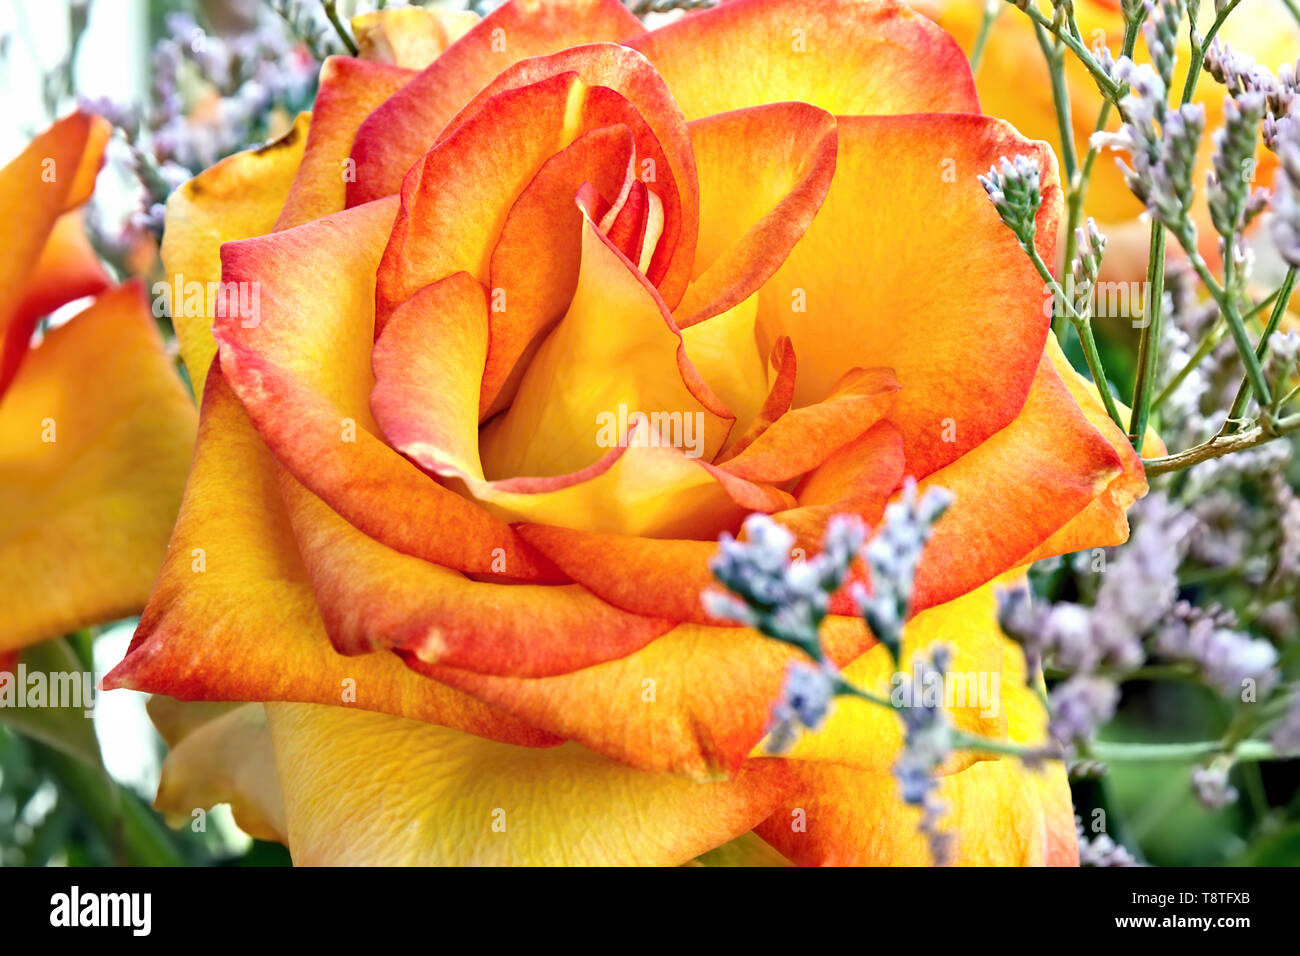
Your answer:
(0, 113), (196, 655)
(105, 0), (1149, 865)
(914, 0), (1300, 281)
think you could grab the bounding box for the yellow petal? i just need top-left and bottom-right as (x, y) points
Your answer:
(158, 115), (307, 387)
(149, 697), (286, 843)
(0, 284), (196, 652)
(351, 6), (479, 69)
(480, 213), (730, 479)
(265, 702), (795, 865)
(763, 580), (1012, 769)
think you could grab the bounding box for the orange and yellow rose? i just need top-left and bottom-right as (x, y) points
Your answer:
(0, 113), (196, 656)
(105, 0), (1153, 865)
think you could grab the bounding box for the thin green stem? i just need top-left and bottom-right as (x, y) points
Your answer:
(1034, 22), (1078, 186)
(1222, 267), (1297, 432)
(1025, 245), (1127, 431)
(1089, 738), (1282, 763)
(1180, 0), (1243, 106)
(1180, 238), (1272, 405)
(1143, 411), (1300, 475)
(1243, 288), (1284, 323)
(1129, 223), (1167, 446)
(1060, 17), (1144, 338)
(321, 0), (358, 55)
(835, 679), (1060, 762)
(832, 678), (892, 710)
(38, 744), (186, 866)
(1120, 663), (1201, 682)
(1150, 269), (1284, 420)
(1005, 1), (1124, 101)
(969, 0), (1002, 73)
(951, 730), (1057, 761)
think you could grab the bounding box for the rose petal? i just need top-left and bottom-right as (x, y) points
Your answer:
(159, 115), (307, 386)
(756, 632), (1078, 865)
(375, 47), (697, 338)
(275, 59), (414, 230)
(677, 296), (769, 442)
(676, 102), (837, 327)
(415, 608), (881, 780)
(909, 353), (1123, 614)
(628, 0), (979, 120)
(769, 582), (1014, 767)
(755, 755), (1077, 865)
(1018, 334), (1156, 561)
(351, 6), (479, 69)
(0, 284), (196, 652)
(216, 197), (557, 580)
(430, 42), (699, 309)
(103, 367), (558, 748)
(775, 420), (906, 558)
(149, 697), (286, 843)
(369, 269), (782, 541)
(482, 123), (637, 415)
(347, 0), (643, 205)
(757, 114), (1062, 478)
(479, 212), (729, 480)
(0, 112), (110, 396)
(717, 366), (900, 483)
(266, 702), (795, 866)
(276, 471), (673, 678)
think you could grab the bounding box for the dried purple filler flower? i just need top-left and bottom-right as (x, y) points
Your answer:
(1049, 676), (1120, 747)
(1077, 818), (1144, 866)
(892, 647), (955, 866)
(766, 659), (839, 755)
(1191, 763), (1239, 810)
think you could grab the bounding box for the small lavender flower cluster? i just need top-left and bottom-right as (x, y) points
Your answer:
(1094, 57), (1205, 237)
(977, 154), (1042, 247)
(851, 478), (954, 662)
(1001, 492), (1283, 752)
(146, 11), (318, 173)
(1188, 38), (1300, 264)
(1203, 40), (1298, 150)
(1264, 471), (1300, 593)
(1076, 817), (1143, 866)
(1153, 264), (1222, 445)
(765, 658), (839, 755)
(892, 646), (955, 866)
(1207, 92), (1267, 241)
(1153, 602), (1279, 699)
(1190, 762), (1239, 810)
(1141, 0), (1185, 89)
(1006, 443), (1296, 814)
(707, 512), (863, 752)
(706, 513), (865, 651)
(1070, 218), (1107, 321)
(1272, 119), (1300, 270)
(1271, 689), (1300, 756)
(708, 484), (962, 862)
